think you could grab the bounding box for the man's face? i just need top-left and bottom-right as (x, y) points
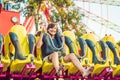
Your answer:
(48, 26), (57, 36)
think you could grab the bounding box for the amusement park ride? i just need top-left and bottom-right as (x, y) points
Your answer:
(0, 0), (120, 80)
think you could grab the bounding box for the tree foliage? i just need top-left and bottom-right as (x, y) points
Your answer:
(8, 0), (86, 37)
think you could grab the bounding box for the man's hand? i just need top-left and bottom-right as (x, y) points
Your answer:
(40, 25), (47, 33)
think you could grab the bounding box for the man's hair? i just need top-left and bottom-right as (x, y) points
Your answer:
(47, 23), (58, 31)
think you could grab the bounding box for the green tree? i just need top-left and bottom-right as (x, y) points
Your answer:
(8, 0), (86, 37)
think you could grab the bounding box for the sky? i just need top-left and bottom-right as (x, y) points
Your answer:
(74, 1), (120, 42)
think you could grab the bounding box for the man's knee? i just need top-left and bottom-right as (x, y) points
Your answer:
(63, 53), (75, 62)
(69, 53), (75, 57)
(51, 52), (58, 57)
(49, 52), (58, 60)
(68, 53), (77, 61)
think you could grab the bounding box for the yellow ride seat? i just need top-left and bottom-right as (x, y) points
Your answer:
(82, 33), (111, 77)
(5, 25), (37, 74)
(34, 34), (43, 73)
(113, 65), (120, 77)
(81, 33), (95, 65)
(0, 34), (10, 73)
(35, 31), (53, 75)
(35, 31), (56, 75)
(63, 31), (87, 75)
(41, 45), (71, 75)
(63, 31), (79, 75)
(102, 35), (117, 67)
(41, 31), (72, 75)
(112, 43), (120, 77)
(103, 35), (120, 77)
(91, 41), (111, 76)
